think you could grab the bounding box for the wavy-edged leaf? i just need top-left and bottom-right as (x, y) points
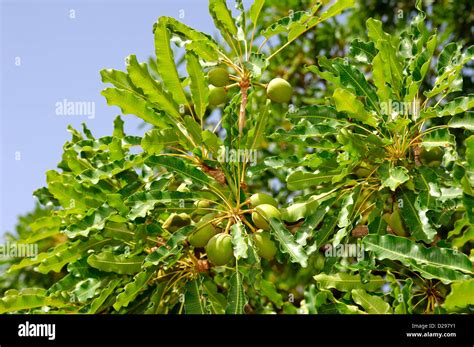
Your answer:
(185, 49), (209, 119)
(209, 0), (238, 44)
(126, 54), (181, 119)
(231, 222), (248, 260)
(443, 279), (474, 310)
(269, 218), (308, 267)
(127, 190), (213, 220)
(421, 128), (455, 149)
(333, 88), (377, 127)
(0, 289), (64, 313)
(349, 39), (376, 64)
(87, 251), (144, 275)
(225, 271), (246, 314)
(363, 234), (473, 275)
(448, 113), (474, 131)
(145, 155), (214, 188)
(202, 280), (226, 314)
(145, 226), (193, 266)
(113, 268), (155, 311)
(101, 88), (167, 128)
(378, 164), (410, 192)
(351, 289), (391, 314)
(314, 273), (385, 292)
(38, 237), (113, 274)
(154, 19), (188, 107)
(185, 278), (207, 314)
(87, 278), (121, 314)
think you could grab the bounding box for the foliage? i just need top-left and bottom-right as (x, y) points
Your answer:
(1, 0), (473, 314)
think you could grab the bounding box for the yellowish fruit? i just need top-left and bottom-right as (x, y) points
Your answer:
(252, 204), (281, 230)
(162, 213), (191, 232)
(206, 233), (234, 266)
(208, 67), (230, 87)
(208, 86), (228, 106)
(252, 231), (277, 260)
(188, 214), (218, 248)
(249, 193), (278, 208)
(266, 78), (292, 103)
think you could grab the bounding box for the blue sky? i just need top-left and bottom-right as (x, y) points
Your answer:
(1, 0), (251, 235)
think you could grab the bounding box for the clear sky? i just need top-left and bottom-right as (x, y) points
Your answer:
(1, 0), (251, 235)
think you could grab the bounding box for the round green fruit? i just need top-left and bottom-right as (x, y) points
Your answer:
(189, 214), (218, 248)
(249, 193), (278, 208)
(208, 67), (230, 87)
(208, 86), (228, 106)
(252, 231), (277, 260)
(206, 233), (234, 266)
(194, 200), (212, 215)
(252, 204), (281, 231)
(266, 78), (292, 103)
(162, 213), (191, 232)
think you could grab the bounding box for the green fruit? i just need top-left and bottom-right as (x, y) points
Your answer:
(313, 253), (325, 271)
(249, 193), (278, 208)
(355, 167), (371, 178)
(194, 200), (212, 215)
(206, 233), (234, 266)
(189, 214), (218, 248)
(208, 86), (228, 106)
(252, 231), (277, 260)
(266, 78), (292, 103)
(252, 204), (281, 231)
(162, 213), (191, 232)
(208, 67), (230, 87)
(383, 208), (406, 236)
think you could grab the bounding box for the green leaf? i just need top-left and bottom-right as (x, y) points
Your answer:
(225, 271), (246, 314)
(332, 59), (380, 113)
(185, 278), (207, 314)
(231, 222), (248, 260)
(141, 128), (180, 155)
(113, 268), (155, 311)
(87, 251), (144, 275)
(185, 50), (209, 119)
(248, 0), (264, 25)
(259, 279), (283, 309)
(101, 88), (167, 128)
(421, 128), (455, 149)
(349, 39), (376, 64)
(154, 19), (189, 107)
(466, 135), (474, 170)
(314, 273), (385, 292)
(145, 226), (193, 266)
(424, 96), (474, 118)
(282, 191), (336, 223)
(295, 198), (334, 245)
(363, 234), (473, 275)
(333, 88), (377, 127)
(87, 278), (121, 313)
(202, 280), (226, 314)
(38, 237), (113, 274)
(126, 54), (181, 119)
(351, 289), (392, 314)
(161, 17), (219, 61)
(145, 156), (215, 188)
(443, 279), (474, 310)
(287, 170), (338, 191)
(378, 164), (410, 191)
(269, 218), (308, 267)
(0, 289), (64, 313)
(448, 113), (474, 131)
(209, 0), (238, 40)
(399, 190), (436, 243)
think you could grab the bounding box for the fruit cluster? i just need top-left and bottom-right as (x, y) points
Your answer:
(207, 66), (293, 106)
(161, 193), (281, 267)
